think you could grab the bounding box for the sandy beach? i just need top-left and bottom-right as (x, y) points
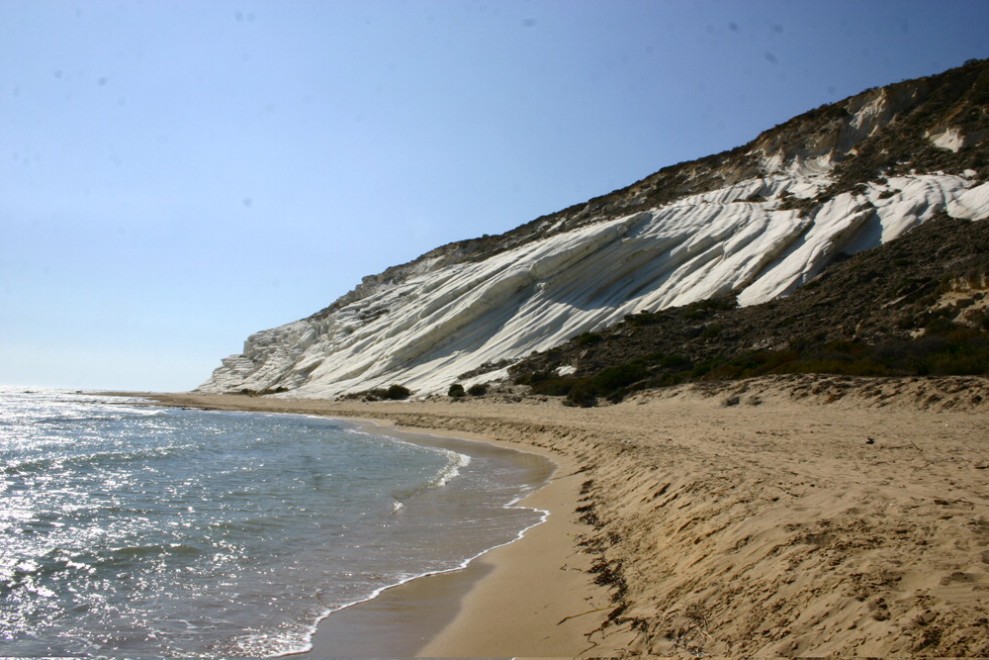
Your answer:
(152, 373), (989, 657)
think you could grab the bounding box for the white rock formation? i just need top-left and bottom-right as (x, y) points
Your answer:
(198, 167), (987, 398)
(199, 66), (989, 398)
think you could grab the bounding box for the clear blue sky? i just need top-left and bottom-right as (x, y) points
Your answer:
(3, 0), (988, 391)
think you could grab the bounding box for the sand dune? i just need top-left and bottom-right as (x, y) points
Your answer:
(154, 374), (989, 656)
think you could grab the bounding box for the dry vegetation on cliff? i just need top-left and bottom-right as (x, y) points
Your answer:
(510, 214), (989, 406)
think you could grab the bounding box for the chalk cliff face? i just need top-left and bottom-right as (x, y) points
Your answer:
(199, 59), (989, 398)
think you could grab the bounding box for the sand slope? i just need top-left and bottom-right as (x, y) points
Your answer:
(154, 374), (989, 656)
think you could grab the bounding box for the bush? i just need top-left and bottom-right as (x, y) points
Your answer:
(624, 311), (660, 326)
(565, 382), (597, 407)
(467, 383), (488, 396)
(653, 372), (687, 387)
(531, 377), (582, 396)
(591, 362), (648, 393)
(575, 331), (603, 346)
(384, 384), (411, 400)
(447, 383), (466, 398)
(657, 354), (692, 370)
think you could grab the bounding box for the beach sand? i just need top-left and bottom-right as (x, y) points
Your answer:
(152, 374), (989, 657)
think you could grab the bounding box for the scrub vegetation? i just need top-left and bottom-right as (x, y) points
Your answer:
(511, 215), (989, 406)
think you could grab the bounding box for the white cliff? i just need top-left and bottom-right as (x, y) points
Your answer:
(198, 169), (987, 398)
(198, 63), (989, 398)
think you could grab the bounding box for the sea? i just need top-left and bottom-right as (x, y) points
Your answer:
(0, 387), (552, 657)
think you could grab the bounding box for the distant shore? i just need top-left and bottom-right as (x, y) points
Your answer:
(149, 374), (989, 657)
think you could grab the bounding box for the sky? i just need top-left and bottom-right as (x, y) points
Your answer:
(2, 0), (989, 392)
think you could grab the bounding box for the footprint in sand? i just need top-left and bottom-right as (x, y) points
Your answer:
(939, 571), (975, 586)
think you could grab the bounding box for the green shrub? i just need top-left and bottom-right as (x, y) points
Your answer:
(653, 372), (687, 387)
(565, 382), (597, 407)
(385, 384), (411, 400)
(575, 331), (603, 346)
(624, 311), (659, 326)
(591, 362), (648, 393)
(467, 383), (488, 396)
(531, 377), (582, 396)
(657, 354), (692, 370)
(447, 383), (466, 398)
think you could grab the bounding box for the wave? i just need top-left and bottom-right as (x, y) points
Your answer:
(274, 487), (551, 658)
(432, 449), (471, 487)
(1, 442), (195, 478)
(107, 542), (204, 561)
(341, 422), (471, 491)
(31, 407), (165, 426)
(387, 447), (472, 508)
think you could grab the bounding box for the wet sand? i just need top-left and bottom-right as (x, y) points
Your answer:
(150, 374), (989, 657)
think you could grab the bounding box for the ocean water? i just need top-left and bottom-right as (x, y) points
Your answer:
(0, 388), (551, 657)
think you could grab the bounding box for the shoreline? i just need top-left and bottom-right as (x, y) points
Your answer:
(146, 374), (989, 656)
(146, 392), (633, 657)
(296, 419), (575, 658)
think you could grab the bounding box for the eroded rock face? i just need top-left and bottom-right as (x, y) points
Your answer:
(198, 60), (989, 398)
